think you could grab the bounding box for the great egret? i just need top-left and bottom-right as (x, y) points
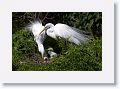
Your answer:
(39, 23), (88, 45)
(28, 21), (47, 60)
(28, 21), (89, 62)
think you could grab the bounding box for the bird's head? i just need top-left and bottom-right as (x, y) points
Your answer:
(39, 23), (54, 35)
(47, 47), (54, 52)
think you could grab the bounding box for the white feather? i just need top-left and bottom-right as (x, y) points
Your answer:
(45, 23), (88, 45)
(28, 21), (46, 58)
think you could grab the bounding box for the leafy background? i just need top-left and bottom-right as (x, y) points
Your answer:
(12, 12), (102, 71)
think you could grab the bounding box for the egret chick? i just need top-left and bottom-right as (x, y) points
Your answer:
(47, 47), (57, 59)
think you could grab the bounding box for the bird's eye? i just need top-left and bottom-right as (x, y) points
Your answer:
(47, 26), (50, 29)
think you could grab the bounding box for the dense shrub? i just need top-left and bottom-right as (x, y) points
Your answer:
(12, 12), (102, 71)
(12, 29), (102, 71)
(12, 12), (102, 38)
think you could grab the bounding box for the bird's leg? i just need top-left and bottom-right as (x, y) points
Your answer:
(37, 43), (48, 62)
(35, 38), (49, 64)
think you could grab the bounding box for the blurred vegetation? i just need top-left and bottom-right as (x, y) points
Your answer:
(12, 12), (102, 71)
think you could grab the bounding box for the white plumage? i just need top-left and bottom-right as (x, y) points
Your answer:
(28, 21), (88, 60)
(29, 21), (46, 58)
(40, 23), (88, 45)
(47, 47), (57, 59)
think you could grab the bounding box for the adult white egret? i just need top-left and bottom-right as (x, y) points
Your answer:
(28, 22), (89, 62)
(39, 23), (89, 45)
(28, 21), (47, 60)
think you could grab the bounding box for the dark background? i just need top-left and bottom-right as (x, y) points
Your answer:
(12, 12), (102, 38)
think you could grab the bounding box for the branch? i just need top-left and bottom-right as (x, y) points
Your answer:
(46, 17), (54, 20)
(42, 12), (49, 22)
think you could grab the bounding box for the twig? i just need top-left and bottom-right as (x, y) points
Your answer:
(46, 17), (54, 20)
(42, 12), (49, 22)
(28, 19), (33, 24)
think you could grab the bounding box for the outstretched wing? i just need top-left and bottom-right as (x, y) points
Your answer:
(71, 27), (90, 35)
(54, 23), (89, 45)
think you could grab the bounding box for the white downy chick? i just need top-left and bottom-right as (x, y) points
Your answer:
(47, 47), (57, 59)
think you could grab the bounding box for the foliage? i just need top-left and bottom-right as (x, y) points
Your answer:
(12, 29), (102, 71)
(12, 12), (102, 71)
(12, 12), (102, 38)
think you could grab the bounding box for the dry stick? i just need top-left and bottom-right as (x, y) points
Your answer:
(38, 12), (42, 22)
(34, 12), (37, 20)
(26, 13), (34, 23)
(46, 17), (54, 20)
(27, 16), (33, 19)
(37, 12), (40, 20)
(23, 12), (27, 19)
(41, 12), (49, 23)
(28, 19), (33, 24)
(32, 12), (35, 21)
